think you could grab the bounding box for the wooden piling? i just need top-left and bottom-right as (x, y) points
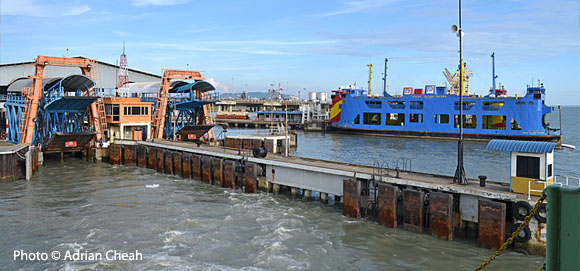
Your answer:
(192, 154), (201, 180)
(244, 162), (258, 193)
(343, 179), (360, 219)
(478, 200), (506, 250)
(201, 156), (212, 184)
(429, 192), (454, 240)
(377, 183), (399, 228)
(109, 144), (122, 165)
(173, 152), (182, 177)
(124, 145), (136, 166)
(164, 150), (174, 175)
(223, 160), (236, 189)
(137, 145), (147, 167)
(403, 189), (424, 233)
(212, 158), (223, 187)
(181, 153), (192, 179)
(147, 147), (156, 169)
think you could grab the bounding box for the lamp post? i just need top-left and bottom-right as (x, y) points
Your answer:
(452, 0), (468, 185)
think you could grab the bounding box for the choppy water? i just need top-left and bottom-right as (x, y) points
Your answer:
(1, 107), (576, 270)
(1, 161), (545, 270)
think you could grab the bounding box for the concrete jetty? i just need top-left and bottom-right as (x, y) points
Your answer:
(109, 139), (546, 255)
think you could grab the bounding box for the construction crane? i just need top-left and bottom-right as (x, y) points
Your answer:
(151, 69), (205, 140)
(443, 66), (473, 96)
(20, 56), (106, 144)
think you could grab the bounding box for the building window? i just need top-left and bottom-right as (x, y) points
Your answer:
(435, 114), (449, 124)
(112, 105), (119, 122)
(363, 112), (381, 125)
(410, 101), (424, 109)
(454, 114), (477, 128)
(516, 155), (540, 179)
(511, 118), (521, 130)
(353, 114), (360, 124)
(123, 106), (149, 116)
(386, 113), (405, 126)
(365, 100), (382, 109)
(410, 113), (423, 123)
(482, 115), (506, 130)
(547, 164), (553, 178)
(105, 104), (113, 115)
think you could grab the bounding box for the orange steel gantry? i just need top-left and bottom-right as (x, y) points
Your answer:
(20, 56), (106, 144)
(151, 69), (205, 139)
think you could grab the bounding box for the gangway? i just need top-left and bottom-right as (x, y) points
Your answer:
(5, 56), (105, 151)
(151, 70), (218, 140)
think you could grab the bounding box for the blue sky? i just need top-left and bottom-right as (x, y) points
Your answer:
(1, 0), (579, 105)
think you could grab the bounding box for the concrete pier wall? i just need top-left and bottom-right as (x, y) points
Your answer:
(107, 140), (547, 255)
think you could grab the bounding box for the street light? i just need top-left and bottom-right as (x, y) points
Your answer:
(451, 0), (468, 185)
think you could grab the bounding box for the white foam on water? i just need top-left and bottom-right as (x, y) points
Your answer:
(146, 184), (160, 188)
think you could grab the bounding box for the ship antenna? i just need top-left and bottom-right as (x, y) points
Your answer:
(491, 52), (497, 96)
(383, 58), (388, 95)
(367, 64), (372, 96)
(451, 0), (468, 185)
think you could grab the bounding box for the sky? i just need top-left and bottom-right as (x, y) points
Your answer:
(0, 0), (579, 105)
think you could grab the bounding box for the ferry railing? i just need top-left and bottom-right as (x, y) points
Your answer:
(396, 158), (412, 172)
(555, 175), (580, 188)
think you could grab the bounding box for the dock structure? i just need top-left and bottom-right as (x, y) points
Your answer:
(0, 142), (40, 181)
(109, 139), (548, 255)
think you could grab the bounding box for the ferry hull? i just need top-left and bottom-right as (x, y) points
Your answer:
(328, 126), (561, 142)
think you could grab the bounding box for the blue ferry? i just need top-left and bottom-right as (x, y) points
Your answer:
(329, 84), (561, 141)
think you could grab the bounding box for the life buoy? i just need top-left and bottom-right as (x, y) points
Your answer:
(534, 203), (547, 223)
(512, 201), (532, 221)
(511, 223), (531, 243)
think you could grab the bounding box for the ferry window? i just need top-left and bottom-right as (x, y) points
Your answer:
(435, 114), (449, 124)
(482, 102), (504, 110)
(353, 114), (360, 124)
(410, 101), (424, 109)
(511, 118), (521, 130)
(454, 101), (476, 110)
(112, 105), (119, 122)
(410, 113), (423, 123)
(516, 155), (540, 179)
(386, 113), (405, 126)
(363, 113), (381, 125)
(482, 115), (506, 130)
(528, 102), (534, 105)
(516, 101), (525, 105)
(387, 101), (405, 109)
(365, 101), (382, 109)
(454, 114), (477, 128)
(548, 164), (553, 178)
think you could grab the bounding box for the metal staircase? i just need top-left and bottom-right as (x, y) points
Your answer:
(90, 60), (108, 132)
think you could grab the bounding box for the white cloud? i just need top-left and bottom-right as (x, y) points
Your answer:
(130, 0), (191, 7)
(206, 78), (230, 93)
(317, 0), (401, 17)
(1, 0), (90, 16)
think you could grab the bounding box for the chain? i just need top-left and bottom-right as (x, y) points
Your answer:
(474, 196), (545, 271)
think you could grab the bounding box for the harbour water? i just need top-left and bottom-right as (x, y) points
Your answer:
(227, 106), (580, 182)
(1, 161), (544, 270)
(1, 107), (576, 270)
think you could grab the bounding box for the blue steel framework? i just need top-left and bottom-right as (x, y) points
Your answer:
(4, 75), (98, 148)
(157, 81), (217, 139)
